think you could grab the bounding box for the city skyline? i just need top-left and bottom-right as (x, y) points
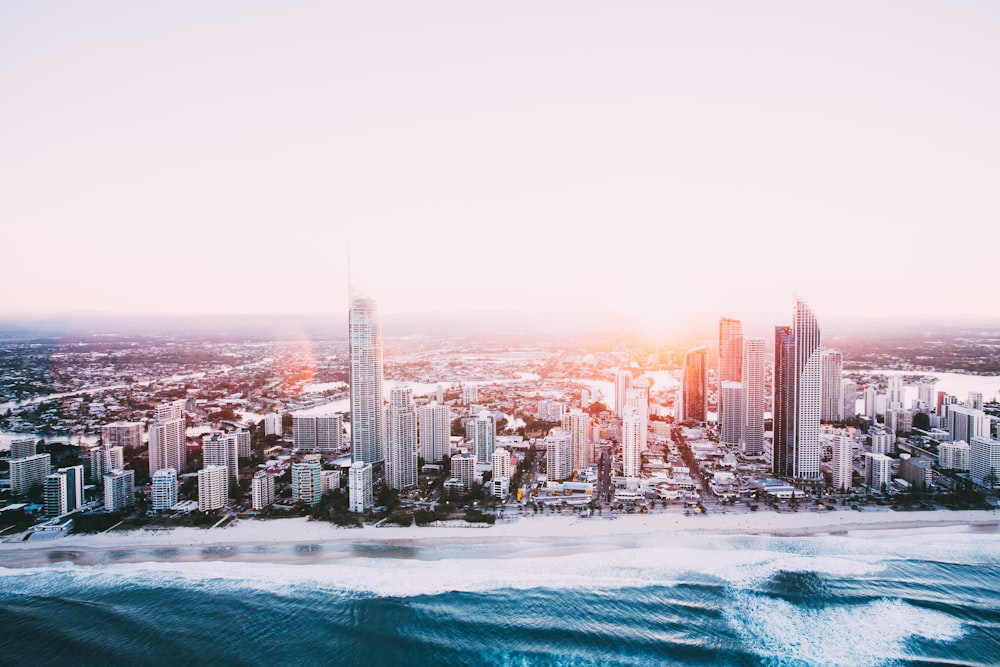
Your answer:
(2, 2), (999, 320)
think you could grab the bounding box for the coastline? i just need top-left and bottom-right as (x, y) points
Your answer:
(1, 509), (997, 569)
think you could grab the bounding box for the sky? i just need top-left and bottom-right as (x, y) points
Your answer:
(2, 1), (998, 323)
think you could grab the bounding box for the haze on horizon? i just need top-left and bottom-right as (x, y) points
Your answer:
(2, 2), (998, 321)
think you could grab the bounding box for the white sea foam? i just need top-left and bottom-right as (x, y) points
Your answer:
(726, 595), (965, 667)
(0, 538), (889, 600)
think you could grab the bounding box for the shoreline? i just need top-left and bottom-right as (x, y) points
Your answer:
(1, 509), (997, 569)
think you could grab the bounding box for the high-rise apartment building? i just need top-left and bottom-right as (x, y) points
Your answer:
(202, 431), (239, 481)
(772, 299), (821, 483)
(938, 441), (970, 471)
(970, 436), (1000, 487)
(385, 387), (418, 490)
(149, 400), (186, 475)
(102, 422), (143, 450)
(450, 452), (477, 491)
(968, 392), (984, 411)
(151, 468), (178, 510)
(720, 381), (743, 446)
(614, 370), (632, 418)
(680, 347), (707, 423)
(291, 461), (323, 505)
(741, 338), (765, 456)
(718, 317), (743, 437)
(469, 411), (495, 464)
(349, 288), (385, 465)
(417, 403), (451, 463)
(349, 461), (373, 512)
(104, 468), (136, 512)
(86, 444), (124, 484)
(197, 465), (228, 511)
(948, 406), (988, 443)
(544, 429), (574, 482)
(887, 376), (905, 412)
(621, 406), (645, 479)
(10, 453), (51, 496)
(562, 409), (591, 470)
(44, 473), (68, 517)
(251, 471), (275, 510)
(293, 414), (343, 452)
(831, 433), (853, 491)
(820, 350), (844, 422)
(492, 447), (511, 499)
(264, 412), (283, 437)
(292, 414), (317, 450)
(842, 380), (858, 420)
(10, 437), (36, 459)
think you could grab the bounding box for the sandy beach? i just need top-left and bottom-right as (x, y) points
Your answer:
(1, 508), (997, 569)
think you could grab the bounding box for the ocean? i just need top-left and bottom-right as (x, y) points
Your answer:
(2, 529), (998, 666)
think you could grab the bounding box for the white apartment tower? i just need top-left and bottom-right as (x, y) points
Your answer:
(741, 337), (765, 456)
(418, 403), (452, 463)
(562, 409), (591, 470)
(842, 380), (858, 420)
(349, 288), (385, 465)
(197, 465), (229, 511)
(492, 448), (511, 499)
(149, 400), (186, 475)
(621, 406), (645, 479)
(202, 431), (239, 482)
(614, 370), (632, 418)
(793, 298), (822, 482)
(831, 433), (853, 491)
(316, 414), (343, 452)
(938, 441), (970, 471)
(720, 381), (743, 447)
(469, 412), (495, 464)
(251, 471), (275, 510)
(348, 461), (374, 512)
(151, 468), (178, 510)
(544, 429), (574, 482)
(10, 437), (36, 459)
(103, 469), (136, 512)
(264, 412), (283, 437)
(385, 387), (418, 490)
(970, 436), (1000, 487)
(820, 350), (844, 422)
(102, 422), (143, 450)
(10, 453), (51, 496)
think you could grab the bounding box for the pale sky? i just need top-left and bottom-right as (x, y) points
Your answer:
(2, 2), (998, 321)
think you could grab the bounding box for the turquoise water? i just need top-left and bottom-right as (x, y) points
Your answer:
(1, 531), (998, 666)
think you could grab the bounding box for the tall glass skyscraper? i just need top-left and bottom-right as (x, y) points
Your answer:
(772, 299), (822, 483)
(681, 347), (707, 423)
(349, 287), (385, 464)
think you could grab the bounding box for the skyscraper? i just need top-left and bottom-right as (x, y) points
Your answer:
(720, 381), (743, 446)
(562, 409), (591, 471)
(773, 298), (822, 483)
(349, 461), (373, 512)
(773, 325), (795, 477)
(772, 299), (822, 483)
(621, 406), (645, 479)
(104, 468), (135, 512)
(469, 411), (495, 464)
(149, 400), (186, 475)
(842, 380), (858, 420)
(197, 465), (228, 511)
(544, 429), (574, 482)
(831, 433), (853, 491)
(741, 337), (765, 456)
(291, 461), (323, 505)
(614, 370), (632, 418)
(417, 403), (451, 463)
(820, 350), (844, 422)
(151, 468), (178, 510)
(718, 317), (743, 436)
(385, 387), (418, 490)
(680, 347), (707, 423)
(349, 288), (385, 465)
